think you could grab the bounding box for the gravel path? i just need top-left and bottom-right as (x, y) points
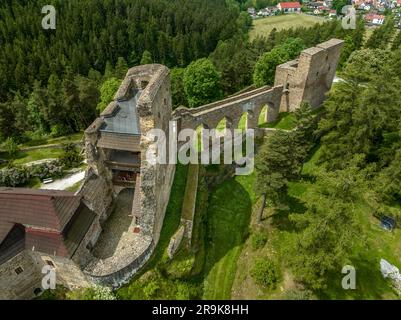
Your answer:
(40, 171), (85, 190)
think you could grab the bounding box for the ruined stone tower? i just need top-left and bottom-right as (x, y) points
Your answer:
(274, 38), (344, 112)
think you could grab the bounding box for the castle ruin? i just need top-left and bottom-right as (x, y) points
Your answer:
(0, 39), (343, 299)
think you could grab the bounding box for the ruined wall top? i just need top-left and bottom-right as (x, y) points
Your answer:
(116, 64), (170, 117)
(274, 38), (344, 111)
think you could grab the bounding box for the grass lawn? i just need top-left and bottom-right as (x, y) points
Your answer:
(0, 147), (64, 168)
(181, 164), (199, 220)
(202, 173), (256, 299)
(364, 26), (376, 45)
(16, 132), (83, 149)
(0, 132), (83, 168)
(259, 112), (296, 130)
(250, 14), (324, 40)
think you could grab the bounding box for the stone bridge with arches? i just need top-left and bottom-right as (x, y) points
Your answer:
(172, 38), (344, 134)
(172, 85), (283, 132)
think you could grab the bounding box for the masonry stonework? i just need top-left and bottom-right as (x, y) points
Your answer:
(274, 38), (343, 112)
(0, 39), (343, 299)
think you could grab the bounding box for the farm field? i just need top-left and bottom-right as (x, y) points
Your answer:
(250, 14), (325, 40)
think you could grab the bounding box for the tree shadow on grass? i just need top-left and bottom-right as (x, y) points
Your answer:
(201, 177), (253, 299)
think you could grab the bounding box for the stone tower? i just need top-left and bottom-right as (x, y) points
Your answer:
(274, 38), (344, 112)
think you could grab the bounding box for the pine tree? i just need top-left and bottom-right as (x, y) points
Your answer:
(254, 130), (302, 222)
(115, 57), (129, 79)
(140, 50), (153, 65)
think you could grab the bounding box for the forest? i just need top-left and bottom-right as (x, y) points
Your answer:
(0, 0), (371, 145)
(0, 0), (243, 140)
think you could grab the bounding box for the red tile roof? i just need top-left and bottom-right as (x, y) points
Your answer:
(365, 14), (385, 21)
(279, 2), (301, 8)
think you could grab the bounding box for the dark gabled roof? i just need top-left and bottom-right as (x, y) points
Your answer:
(0, 188), (94, 261)
(23, 203), (95, 258)
(0, 224), (25, 265)
(0, 188), (81, 242)
(63, 203), (96, 256)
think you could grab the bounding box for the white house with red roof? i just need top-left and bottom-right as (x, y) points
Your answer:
(277, 2), (302, 13)
(365, 13), (385, 25)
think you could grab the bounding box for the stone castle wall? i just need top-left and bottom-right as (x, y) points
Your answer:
(0, 39), (344, 298)
(274, 38), (343, 112)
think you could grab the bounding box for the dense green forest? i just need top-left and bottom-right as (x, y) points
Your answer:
(0, 0), (243, 140)
(0, 0), (372, 146)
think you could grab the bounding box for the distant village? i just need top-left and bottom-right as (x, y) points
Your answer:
(247, 0), (401, 28)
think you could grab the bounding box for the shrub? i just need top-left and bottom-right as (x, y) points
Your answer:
(0, 166), (30, 187)
(58, 143), (83, 169)
(143, 280), (160, 299)
(250, 258), (279, 289)
(0, 161), (64, 187)
(67, 286), (116, 300)
(284, 288), (317, 300)
(30, 161), (64, 180)
(251, 232), (267, 250)
(4, 137), (19, 158)
(50, 124), (71, 137)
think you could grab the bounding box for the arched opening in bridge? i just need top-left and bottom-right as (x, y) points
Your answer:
(216, 117), (227, 133)
(238, 112), (248, 130)
(216, 116), (233, 134)
(195, 124), (208, 152)
(258, 105), (268, 126)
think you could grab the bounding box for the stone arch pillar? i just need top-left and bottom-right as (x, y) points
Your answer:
(246, 110), (258, 129)
(232, 117), (241, 130)
(267, 102), (280, 123)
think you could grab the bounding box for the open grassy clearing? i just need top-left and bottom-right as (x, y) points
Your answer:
(0, 132), (83, 151)
(0, 132), (84, 168)
(0, 147), (65, 169)
(250, 14), (325, 40)
(120, 131), (400, 300)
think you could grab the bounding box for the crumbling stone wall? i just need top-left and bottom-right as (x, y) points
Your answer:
(128, 65), (176, 243)
(0, 250), (92, 300)
(274, 38), (344, 112)
(0, 251), (42, 300)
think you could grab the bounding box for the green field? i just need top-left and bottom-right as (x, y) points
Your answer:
(250, 14), (325, 40)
